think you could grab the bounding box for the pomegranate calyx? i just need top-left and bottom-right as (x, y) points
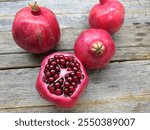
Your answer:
(28, 1), (40, 12)
(91, 41), (105, 55)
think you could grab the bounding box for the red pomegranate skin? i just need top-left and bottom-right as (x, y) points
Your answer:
(36, 52), (89, 108)
(89, 0), (125, 34)
(12, 4), (60, 53)
(74, 29), (116, 70)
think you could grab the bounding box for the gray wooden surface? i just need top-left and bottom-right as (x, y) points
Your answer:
(0, 0), (150, 112)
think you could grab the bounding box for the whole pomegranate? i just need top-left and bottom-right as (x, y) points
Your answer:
(36, 52), (89, 108)
(74, 29), (116, 70)
(12, 2), (60, 53)
(89, 0), (125, 34)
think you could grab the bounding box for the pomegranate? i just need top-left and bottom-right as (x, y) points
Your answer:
(74, 29), (116, 70)
(89, 0), (125, 34)
(36, 52), (89, 108)
(12, 2), (60, 53)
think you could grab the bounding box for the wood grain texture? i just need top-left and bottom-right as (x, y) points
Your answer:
(0, 46), (149, 69)
(1, 99), (150, 113)
(0, 0), (150, 31)
(0, 60), (150, 112)
(0, 13), (150, 32)
(0, 25), (150, 54)
(0, 0), (150, 112)
(0, 25), (149, 69)
(0, 0), (150, 16)
(0, 15), (89, 31)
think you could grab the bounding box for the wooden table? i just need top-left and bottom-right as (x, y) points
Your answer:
(0, 0), (150, 112)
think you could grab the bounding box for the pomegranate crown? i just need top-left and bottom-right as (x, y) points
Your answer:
(91, 41), (105, 55)
(28, 1), (40, 12)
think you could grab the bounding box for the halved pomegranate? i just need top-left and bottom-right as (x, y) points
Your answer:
(36, 52), (89, 108)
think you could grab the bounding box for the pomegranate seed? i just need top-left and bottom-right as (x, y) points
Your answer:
(51, 61), (57, 66)
(72, 82), (77, 87)
(59, 55), (64, 59)
(67, 67), (72, 71)
(69, 86), (75, 93)
(49, 88), (55, 94)
(64, 88), (69, 95)
(48, 58), (54, 64)
(74, 60), (79, 64)
(64, 81), (70, 88)
(78, 68), (82, 72)
(65, 56), (69, 61)
(56, 59), (60, 64)
(50, 70), (56, 75)
(67, 77), (72, 83)
(46, 71), (51, 77)
(73, 67), (78, 71)
(44, 69), (49, 74)
(77, 80), (81, 84)
(58, 78), (64, 84)
(48, 77), (54, 83)
(48, 84), (53, 89)
(55, 89), (62, 95)
(55, 66), (60, 72)
(65, 62), (70, 67)
(65, 74), (70, 79)
(60, 59), (65, 65)
(68, 92), (73, 96)
(81, 74), (84, 79)
(70, 72), (76, 77)
(69, 56), (74, 60)
(73, 76), (78, 82)
(54, 82), (60, 88)
(70, 62), (75, 67)
(76, 63), (80, 68)
(49, 65), (54, 70)
(77, 72), (82, 78)
(48, 85), (55, 94)
(45, 64), (49, 69)
(54, 55), (59, 59)
(54, 74), (59, 79)
(42, 76), (47, 83)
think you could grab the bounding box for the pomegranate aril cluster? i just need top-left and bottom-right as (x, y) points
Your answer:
(42, 55), (84, 97)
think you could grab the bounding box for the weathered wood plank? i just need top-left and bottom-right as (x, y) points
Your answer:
(0, 0), (150, 16)
(0, 46), (149, 69)
(0, 28), (84, 54)
(0, 0), (26, 2)
(0, 15), (89, 31)
(0, 0), (149, 113)
(0, 60), (150, 112)
(0, 0), (150, 31)
(1, 97), (150, 112)
(0, 24), (149, 69)
(1, 12), (150, 32)
(0, 25), (150, 54)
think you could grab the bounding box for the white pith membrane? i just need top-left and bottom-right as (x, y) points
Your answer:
(42, 54), (84, 97)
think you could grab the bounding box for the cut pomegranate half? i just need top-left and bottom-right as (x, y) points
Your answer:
(36, 52), (89, 108)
